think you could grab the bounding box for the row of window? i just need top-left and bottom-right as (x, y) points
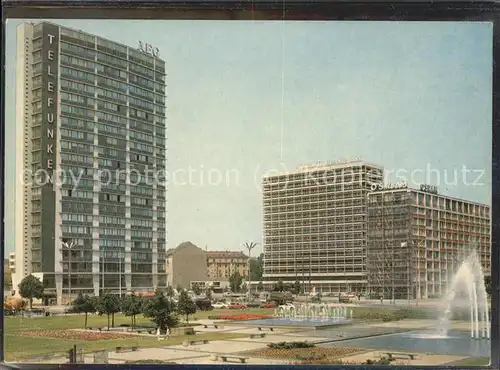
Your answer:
(130, 141), (153, 153)
(132, 197), (152, 206)
(61, 92), (95, 107)
(61, 66), (95, 83)
(61, 104), (95, 119)
(130, 185), (153, 195)
(131, 219), (154, 227)
(61, 153), (93, 165)
(60, 65), (165, 104)
(60, 140), (93, 153)
(60, 128), (94, 141)
(101, 228), (125, 236)
(61, 28), (95, 45)
(100, 216), (125, 225)
(61, 54), (95, 72)
(62, 213), (93, 222)
(98, 123), (126, 137)
(129, 96), (154, 112)
(60, 119), (164, 147)
(130, 130), (153, 142)
(61, 116), (94, 132)
(98, 100), (125, 113)
(131, 230), (153, 238)
(97, 111), (127, 126)
(62, 92), (164, 120)
(61, 78), (95, 96)
(100, 183), (126, 192)
(97, 87), (127, 103)
(61, 189), (94, 199)
(61, 41), (95, 60)
(62, 225), (91, 234)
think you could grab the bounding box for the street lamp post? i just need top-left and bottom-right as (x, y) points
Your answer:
(118, 249), (122, 298)
(243, 242), (258, 294)
(62, 240), (77, 304)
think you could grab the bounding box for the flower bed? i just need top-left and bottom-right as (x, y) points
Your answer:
(244, 347), (363, 360)
(209, 314), (273, 321)
(18, 330), (133, 341)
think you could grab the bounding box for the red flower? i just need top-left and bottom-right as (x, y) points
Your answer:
(214, 314), (272, 321)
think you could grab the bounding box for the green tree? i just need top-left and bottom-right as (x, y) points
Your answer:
(229, 271), (243, 293)
(205, 288), (212, 301)
(177, 289), (197, 324)
(485, 276), (492, 296)
(71, 293), (96, 329)
(293, 280), (302, 295)
(121, 293), (143, 329)
(96, 293), (121, 330)
(18, 274), (44, 309)
(176, 284), (183, 293)
(250, 253), (264, 281)
(273, 280), (284, 292)
(257, 281), (264, 292)
(142, 289), (178, 333)
(166, 285), (175, 298)
(192, 284), (202, 296)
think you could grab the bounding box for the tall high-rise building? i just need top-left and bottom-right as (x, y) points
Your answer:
(366, 184), (491, 300)
(14, 22), (167, 304)
(262, 159), (384, 294)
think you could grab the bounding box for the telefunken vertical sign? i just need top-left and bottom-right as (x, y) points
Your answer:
(40, 24), (59, 280)
(45, 32), (58, 175)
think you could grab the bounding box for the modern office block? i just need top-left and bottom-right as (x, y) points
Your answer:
(367, 184), (490, 300)
(14, 22), (167, 304)
(262, 160), (384, 294)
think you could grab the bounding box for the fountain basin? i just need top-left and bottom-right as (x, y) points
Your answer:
(320, 329), (490, 358)
(235, 318), (354, 329)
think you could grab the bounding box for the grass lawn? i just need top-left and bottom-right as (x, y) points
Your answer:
(5, 308), (274, 362)
(447, 357), (490, 366)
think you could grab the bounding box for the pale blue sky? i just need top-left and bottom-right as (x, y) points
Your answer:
(4, 20), (493, 255)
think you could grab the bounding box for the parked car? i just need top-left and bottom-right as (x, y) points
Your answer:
(229, 303), (247, 309)
(261, 302), (276, 308)
(213, 302), (229, 309)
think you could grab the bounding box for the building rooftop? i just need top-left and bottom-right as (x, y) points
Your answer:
(166, 241), (204, 256)
(368, 185), (490, 208)
(26, 21), (166, 64)
(206, 251), (248, 259)
(262, 158), (383, 179)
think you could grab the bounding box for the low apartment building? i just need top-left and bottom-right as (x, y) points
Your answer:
(206, 251), (249, 280)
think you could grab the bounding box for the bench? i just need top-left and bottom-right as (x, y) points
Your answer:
(257, 327), (274, 332)
(115, 346), (138, 353)
(204, 324), (221, 328)
(384, 352), (418, 360)
(183, 339), (209, 346)
(216, 355), (249, 363)
(249, 333), (266, 339)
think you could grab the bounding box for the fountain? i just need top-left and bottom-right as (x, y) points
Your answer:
(244, 303), (354, 328)
(437, 251), (490, 340)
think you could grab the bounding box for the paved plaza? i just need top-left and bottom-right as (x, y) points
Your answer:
(29, 317), (485, 366)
